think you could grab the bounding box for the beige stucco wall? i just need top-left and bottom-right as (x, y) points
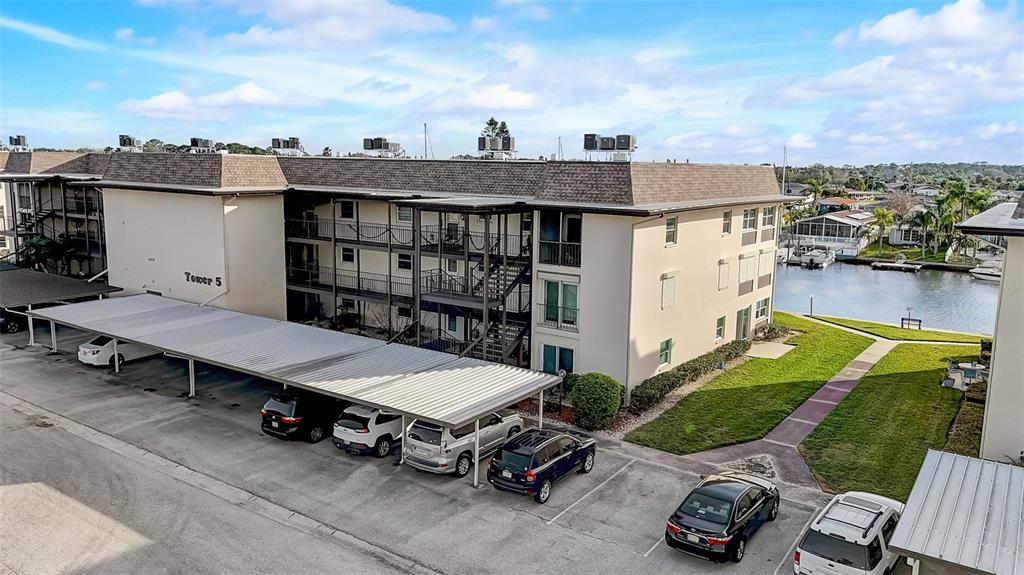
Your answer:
(104, 188), (286, 319)
(531, 212), (632, 387)
(625, 204), (778, 391)
(981, 236), (1024, 460)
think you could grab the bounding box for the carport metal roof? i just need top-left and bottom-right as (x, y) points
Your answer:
(890, 450), (1023, 575)
(27, 294), (560, 428)
(0, 267), (122, 308)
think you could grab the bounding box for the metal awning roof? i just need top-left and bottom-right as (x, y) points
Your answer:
(27, 294), (560, 427)
(889, 450), (1023, 575)
(0, 267), (122, 308)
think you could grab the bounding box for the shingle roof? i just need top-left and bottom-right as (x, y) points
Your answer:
(628, 162), (780, 205)
(0, 151), (109, 176)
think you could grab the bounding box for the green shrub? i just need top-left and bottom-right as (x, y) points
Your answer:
(571, 372), (622, 430)
(754, 322), (791, 341)
(628, 340), (751, 413)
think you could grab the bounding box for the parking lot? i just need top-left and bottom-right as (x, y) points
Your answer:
(1, 325), (822, 575)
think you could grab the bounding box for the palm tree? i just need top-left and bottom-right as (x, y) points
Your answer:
(805, 179), (828, 210)
(871, 207), (895, 258)
(909, 210), (936, 259)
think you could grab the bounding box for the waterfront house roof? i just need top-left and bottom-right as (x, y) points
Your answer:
(958, 196), (1024, 237)
(818, 197), (860, 206)
(32, 151), (789, 213)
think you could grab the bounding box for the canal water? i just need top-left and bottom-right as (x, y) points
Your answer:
(773, 262), (1000, 335)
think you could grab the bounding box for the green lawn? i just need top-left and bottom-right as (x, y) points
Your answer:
(815, 315), (986, 343)
(860, 240), (946, 263)
(625, 313), (873, 454)
(799, 344), (977, 500)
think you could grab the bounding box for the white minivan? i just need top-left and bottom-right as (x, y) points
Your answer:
(78, 335), (160, 367)
(794, 491), (904, 575)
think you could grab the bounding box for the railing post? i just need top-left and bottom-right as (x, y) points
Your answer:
(331, 199), (338, 321)
(413, 207), (422, 346)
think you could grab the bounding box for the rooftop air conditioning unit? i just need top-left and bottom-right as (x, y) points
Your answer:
(272, 138), (283, 149)
(9, 135), (27, 147)
(488, 137), (502, 151)
(501, 136), (515, 151)
(615, 134), (636, 151)
(288, 137), (300, 148)
(583, 133), (599, 151)
(598, 136), (616, 150)
(372, 137), (386, 150)
(478, 137), (488, 151)
(190, 137), (212, 149)
(388, 142), (402, 152)
(363, 138), (374, 150)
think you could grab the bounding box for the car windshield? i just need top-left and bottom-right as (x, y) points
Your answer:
(407, 422), (442, 445)
(336, 413), (370, 429)
(264, 396), (295, 417)
(493, 448), (532, 471)
(677, 491), (734, 525)
(800, 530), (870, 570)
(89, 335), (112, 346)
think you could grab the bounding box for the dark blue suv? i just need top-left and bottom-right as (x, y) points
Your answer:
(486, 428), (596, 504)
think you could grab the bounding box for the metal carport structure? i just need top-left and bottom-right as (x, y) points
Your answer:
(0, 265), (121, 348)
(28, 294), (561, 487)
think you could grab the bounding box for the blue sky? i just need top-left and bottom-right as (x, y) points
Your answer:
(1, 0), (1021, 165)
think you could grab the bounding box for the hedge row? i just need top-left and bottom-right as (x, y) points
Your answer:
(629, 340), (751, 413)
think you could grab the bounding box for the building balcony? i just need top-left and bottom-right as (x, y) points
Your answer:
(62, 198), (101, 215)
(537, 304), (579, 332)
(286, 266), (413, 300)
(538, 241), (581, 267)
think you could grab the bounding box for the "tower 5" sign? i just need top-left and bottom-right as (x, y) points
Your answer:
(184, 272), (222, 287)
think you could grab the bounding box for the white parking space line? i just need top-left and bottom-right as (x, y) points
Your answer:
(772, 507), (818, 575)
(546, 459), (636, 526)
(643, 536), (662, 558)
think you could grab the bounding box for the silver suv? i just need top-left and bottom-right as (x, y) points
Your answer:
(403, 411), (524, 477)
(794, 491), (904, 575)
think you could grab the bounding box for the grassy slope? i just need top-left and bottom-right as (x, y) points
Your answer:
(625, 312), (873, 455)
(800, 344), (976, 501)
(815, 315), (985, 343)
(860, 241), (947, 263)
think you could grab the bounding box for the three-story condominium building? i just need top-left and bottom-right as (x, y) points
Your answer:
(43, 151), (785, 400)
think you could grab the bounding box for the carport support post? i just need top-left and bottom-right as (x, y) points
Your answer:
(49, 320), (57, 353)
(473, 418), (480, 488)
(27, 304), (34, 346)
(538, 390), (544, 429)
(188, 358), (196, 398)
(113, 340), (120, 373)
(399, 415), (406, 464)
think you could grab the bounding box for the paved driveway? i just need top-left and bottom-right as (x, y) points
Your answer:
(2, 325), (820, 575)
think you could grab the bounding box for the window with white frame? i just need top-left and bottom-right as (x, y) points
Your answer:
(397, 206), (413, 223)
(0, 206), (5, 247)
(397, 306), (412, 318)
(659, 339), (673, 365)
(722, 211), (732, 234)
(739, 254), (757, 283)
(742, 208), (757, 230)
(716, 316), (726, 339)
(445, 258), (458, 272)
(338, 201), (355, 220)
(661, 272), (677, 308)
(718, 260), (729, 291)
(755, 297), (769, 319)
(542, 344), (574, 374)
(341, 247), (355, 263)
(341, 298), (355, 310)
(761, 206), (776, 227)
(397, 253), (412, 270)
(447, 314), (458, 332)
(665, 217), (678, 245)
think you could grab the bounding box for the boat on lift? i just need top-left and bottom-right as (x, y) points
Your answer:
(969, 261), (1002, 282)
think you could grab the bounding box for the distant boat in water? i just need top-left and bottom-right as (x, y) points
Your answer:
(969, 261), (1002, 282)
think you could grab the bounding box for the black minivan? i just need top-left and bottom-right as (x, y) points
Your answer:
(487, 428), (596, 504)
(260, 391), (348, 443)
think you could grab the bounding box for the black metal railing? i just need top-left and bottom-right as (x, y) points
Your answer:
(537, 304), (579, 332)
(335, 269), (413, 298)
(285, 218), (333, 239)
(63, 198), (101, 215)
(420, 269), (482, 299)
(538, 241), (581, 267)
(286, 265), (335, 289)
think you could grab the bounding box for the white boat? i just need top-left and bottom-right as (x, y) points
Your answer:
(800, 248), (836, 269)
(969, 261), (1002, 282)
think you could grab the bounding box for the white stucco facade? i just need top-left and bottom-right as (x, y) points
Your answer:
(104, 188), (286, 319)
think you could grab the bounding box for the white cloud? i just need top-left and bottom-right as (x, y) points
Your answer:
(839, 0), (1017, 48)
(428, 83), (536, 113)
(786, 133), (816, 148)
(976, 121), (1019, 139)
(222, 0), (455, 47)
(470, 16), (498, 32)
(118, 82), (302, 120)
(496, 0), (551, 21)
(0, 16), (105, 50)
(115, 27), (155, 44)
(84, 80), (106, 91)
(196, 82), (283, 107)
(118, 91), (194, 119)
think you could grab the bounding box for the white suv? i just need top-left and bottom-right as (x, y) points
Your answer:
(332, 404), (404, 457)
(794, 492), (904, 575)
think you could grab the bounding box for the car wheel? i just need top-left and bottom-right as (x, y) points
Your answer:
(580, 451), (595, 474)
(768, 496), (779, 521)
(374, 436), (391, 458)
(455, 452), (473, 478)
(307, 425), (326, 443)
(507, 426), (521, 438)
(730, 538), (746, 563)
(534, 479), (552, 504)
(108, 354), (125, 368)
(4, 321), (21, 334)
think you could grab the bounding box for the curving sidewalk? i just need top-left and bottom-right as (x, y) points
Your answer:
(688, 316), (978, 490)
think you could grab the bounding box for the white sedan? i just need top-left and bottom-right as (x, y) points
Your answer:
(78, 335), (159, 367)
